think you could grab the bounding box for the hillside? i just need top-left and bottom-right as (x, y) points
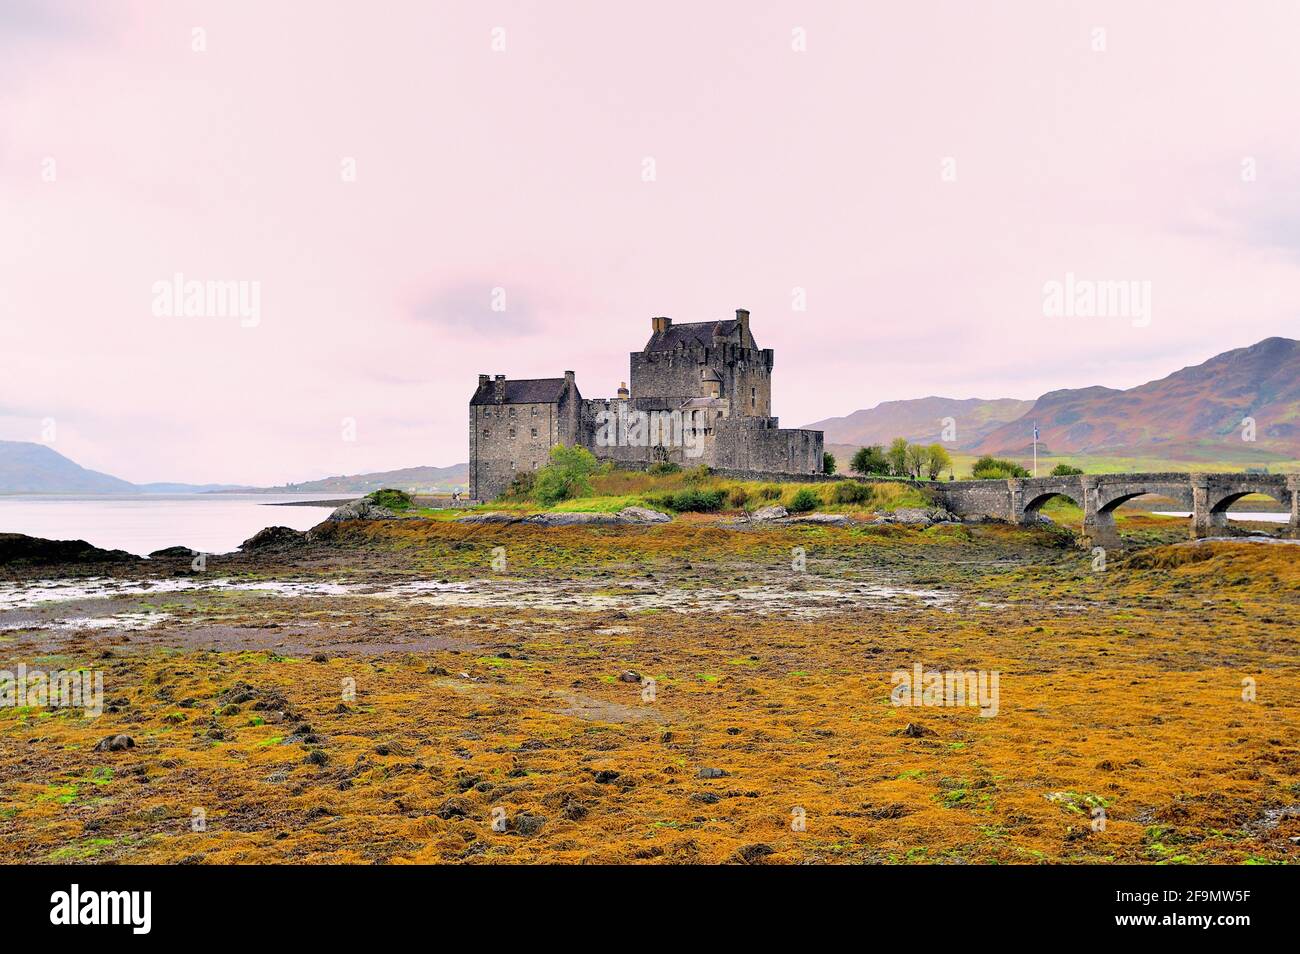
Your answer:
(249, 464), (469, 494)
(804, 397), (1033, 449)
(975, 337), (1300, 460)
(0, 441), (139, 494)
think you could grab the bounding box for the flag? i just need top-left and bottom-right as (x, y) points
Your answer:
(1033, 423), (1039, 442)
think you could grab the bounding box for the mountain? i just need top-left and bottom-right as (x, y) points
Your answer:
(974, 337), (1300, 459)
(804, 397), (1034, 449)
(246, 464), (469, 494)
(0, 441), (139, 493)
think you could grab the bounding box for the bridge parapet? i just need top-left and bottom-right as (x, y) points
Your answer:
(928, 471), (1299, 545)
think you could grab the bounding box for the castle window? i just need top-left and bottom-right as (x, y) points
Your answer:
(531, 427), (538, 437)
(751, 387), (756, 409)
(509, 407), (516, 418)
(531, 460), (538, 469)
(531, 406), (537, 415)
(509, 427), (516, 438)
(482, 429), (490, 437)
(510, 460), (515, 470)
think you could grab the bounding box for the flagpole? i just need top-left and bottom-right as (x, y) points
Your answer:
(1032, 421), (1038, 478)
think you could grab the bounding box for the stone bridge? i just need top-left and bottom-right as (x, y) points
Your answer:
(931, 473), (1300, 548)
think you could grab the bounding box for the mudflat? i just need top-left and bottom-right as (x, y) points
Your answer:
(1, 515), (1296, 864)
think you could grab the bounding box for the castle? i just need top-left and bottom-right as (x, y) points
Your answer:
(469, 309), (824, 500)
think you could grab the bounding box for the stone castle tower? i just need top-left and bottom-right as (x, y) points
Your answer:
(469, 309), (822, 500)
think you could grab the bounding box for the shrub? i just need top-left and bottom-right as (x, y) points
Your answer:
(823, 452), (837, 475)
(827, 481), (871, 505)
(647, 461), (680, 476)
(532, 445), (599, 505)
(683, 464), (712, 484)
(758, 484), (782, 500)
(647, 489), (725, 512)
(502, 471), (535, 500)
(1050, 463), (1084, 476)
(971, 455), (1030, 479)
(787, 488), (820, 513)
(726, 485), (750, 508)
(367, 488), (413, 511)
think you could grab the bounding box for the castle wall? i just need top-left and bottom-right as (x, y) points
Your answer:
(713, 417), (822, 475)
(629, 345), (773, 417)
(470, 387), (581, 500)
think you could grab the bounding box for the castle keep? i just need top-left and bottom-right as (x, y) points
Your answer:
(469, 309), (824, 500)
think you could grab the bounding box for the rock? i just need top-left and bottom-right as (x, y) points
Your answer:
(750, 505), (788, 521)
(734, 843), (776, 864)
(616, 506), (671, 524)
(304, 749), (329, 766)
(787, 513), (850, 525)
(326, 499), (397, 522)
(696, 767), (729, 779)
(456, 512), (525, 524)
(689, 792), (721, 805)
(147, 545), (195, 559)
(618, 670), (642, 683)
(94, 734), (136, 752)
(435, 797), (474, 819)
(311, 653), (329, 663)
(874, 507), (959, 527)
(0, 533), (139, 567)
(238, 525), (307, 551)
(510, 813), (546, 836)
(898, 722), (936, 738)
(593, 770), (620, 784)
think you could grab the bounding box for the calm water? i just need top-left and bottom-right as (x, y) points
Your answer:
(1153, 511), (1289, 523)
(0, 494), (345, 556)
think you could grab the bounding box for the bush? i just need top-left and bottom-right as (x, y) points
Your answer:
(683, 464), (712, 483)
(851, 445), (890, 476)
(827, 481), (871, 505)
(647, 489), (725, 512)
(787, 488), (820, 513)
(532, 445), (599, 505)
(758, 484), (782, 500)
(502, 471), (535, 500)
(823, 452), (837, 475)
(726, 485), (750, 508)
(970, 455), (1030, 479)
(367, 488), (413, 511)
(1050, 463), (1083, 476)
(647, 461), (680, 476)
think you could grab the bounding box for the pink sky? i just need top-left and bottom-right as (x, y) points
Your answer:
(2, 0), (1298, 485)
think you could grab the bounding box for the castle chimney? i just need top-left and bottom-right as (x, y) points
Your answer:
(493, 374), (506, 403)
(617, 381), (629, 400)
(564, 370), (575, 388)
(652, 316), (671, 335)
(735, 308), (750, 339)
(478, 373), (489, 387)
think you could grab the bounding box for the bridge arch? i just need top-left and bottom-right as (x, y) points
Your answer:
(1208, 487), (1289, 514)
(1023, 490), (1083, 514)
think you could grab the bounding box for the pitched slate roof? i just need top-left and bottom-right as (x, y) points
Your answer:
(470, 377), (570, 405)
(645, 319), (742, 351)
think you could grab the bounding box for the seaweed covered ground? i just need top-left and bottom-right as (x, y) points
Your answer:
(0, 515), (1297, 864)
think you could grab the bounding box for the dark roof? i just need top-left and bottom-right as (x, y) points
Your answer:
(645, 319), (745, 352)
(470, 377), (572, 405)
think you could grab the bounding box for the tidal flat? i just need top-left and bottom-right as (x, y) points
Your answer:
(0, 515), (1296, 864)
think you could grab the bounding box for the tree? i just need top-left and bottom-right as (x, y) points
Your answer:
(531, 444), (599, 505)
(1050, 463), (1083, 476)
(886, 437), (910, 477)
(903, 442), (926, 479)
(925, 443), (952, 480)
(851, 445), (890, 476)
(822, 451), (837, 475)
